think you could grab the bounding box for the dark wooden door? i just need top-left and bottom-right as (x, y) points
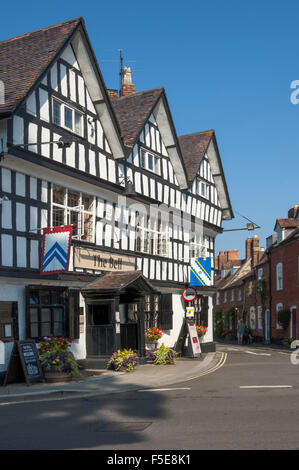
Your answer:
(292, 308), (297, 338)
(120, 324), (138, 350)
(86, 304), (114, 356)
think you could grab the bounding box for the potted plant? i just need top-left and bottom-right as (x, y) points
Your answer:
(107, 348), (139, 372)
(196, 325), (207, 342)
(145, 326), (162, 350)
(38, 336), (80, 383)
(146, 343), (176, 365)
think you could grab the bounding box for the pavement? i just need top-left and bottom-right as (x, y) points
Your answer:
(0, 351), (225, 404)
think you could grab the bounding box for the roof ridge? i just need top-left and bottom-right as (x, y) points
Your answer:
(179, 129), (214, 138)
(0, 17), (82, 45)
(113, 87), (164, 102)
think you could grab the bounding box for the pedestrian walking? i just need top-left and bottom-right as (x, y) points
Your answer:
(237, 318), (245, 345)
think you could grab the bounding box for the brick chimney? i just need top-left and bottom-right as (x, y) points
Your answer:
(251, 235), (260, 267)
(246, 238), (253, 260)
(226, 249), (239, 261)
(120, 66), (136, 97)
(107, 89), (119, 100)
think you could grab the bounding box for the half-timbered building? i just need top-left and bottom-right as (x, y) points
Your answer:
(0, 17), (233, 379)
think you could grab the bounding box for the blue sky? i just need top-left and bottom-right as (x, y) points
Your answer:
(2, 0), (299, 259)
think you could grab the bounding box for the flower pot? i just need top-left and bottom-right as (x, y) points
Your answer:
(145, 342), (158, 351)
(44, 370), (73, 383)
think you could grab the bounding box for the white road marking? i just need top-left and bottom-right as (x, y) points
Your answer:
(244, 350), (271, 356)
(240, 385), (293, 389)
(226, 348), (241, 351)
(138, 388), (191, 392)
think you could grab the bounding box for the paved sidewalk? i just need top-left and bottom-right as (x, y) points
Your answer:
(0, 352), (222, 404)
(215, 339), (293, 352)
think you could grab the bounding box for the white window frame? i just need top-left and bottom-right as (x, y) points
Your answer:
(216, 292), (220, 305)
(238, 289), (242, 301)
(51, 185), (95, 243)
(276, 262), (283, 291)
(140, 149), (161, 175)
(276, 303), (284, 330)
(250, 306), (256, 330)
(257, 306), (263, 330)
(258, 268), (263, 280)
(231, 289), (234, 301)
(136, 215), (169, 257)
(52, 98), (84, 137)
(224, 291), (227, 303)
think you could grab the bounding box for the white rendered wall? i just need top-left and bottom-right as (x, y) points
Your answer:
(0, 281), (26, 372)
(158, 293), (185, 348)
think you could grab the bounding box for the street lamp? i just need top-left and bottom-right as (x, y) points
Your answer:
(223, 212), (260, 232)
(0, 136), (74, 161)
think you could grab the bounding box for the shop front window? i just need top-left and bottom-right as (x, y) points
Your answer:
(26, 287), (79, 340)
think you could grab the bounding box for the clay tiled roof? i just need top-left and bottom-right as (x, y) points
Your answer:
(0, 18), (81, 116)
(276, 218), (299, 229)
(82, 270), (156, 292)
(111, 88), (164, 147)
(178, 130), (214, 181)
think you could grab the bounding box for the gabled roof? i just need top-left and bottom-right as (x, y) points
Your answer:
(0, 18), (125, 158)
(82, 270), (156, 293)
(111, 88), (163, 147)
(219, 258), (253, 290)
(111, 88), (189, 189)
(178, 130), (213, 181)
(0, 18), (81, 116)
(179, 130), (234, 220)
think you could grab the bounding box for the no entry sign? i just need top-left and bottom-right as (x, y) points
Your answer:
(182, 287), (197, 302)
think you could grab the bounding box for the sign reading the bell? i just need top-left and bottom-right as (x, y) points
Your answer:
(189, 257), (212, 287)
(41, 225), (73, 275)
(74, 247), (135, 272)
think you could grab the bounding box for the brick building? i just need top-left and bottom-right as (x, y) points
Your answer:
(214, 236), (267, 341)
(214, 205), (299, 344)
(268, 206), (299, 342)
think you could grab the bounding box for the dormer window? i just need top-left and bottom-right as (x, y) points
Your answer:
(52, 99), (83, 136)
(141, 150), (160, 175)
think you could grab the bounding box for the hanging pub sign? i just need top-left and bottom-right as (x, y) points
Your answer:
(40, 225), (73, 275)
(182, 287), (197, 302)
(189, 257), (212, 287)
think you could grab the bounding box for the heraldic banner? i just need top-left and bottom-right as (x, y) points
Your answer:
(40, 225), (73, 275)
(189, 257), (212, 287)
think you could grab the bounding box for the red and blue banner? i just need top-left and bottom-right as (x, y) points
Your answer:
(40, 225), (73, 275)
(189, 257), (212, 287)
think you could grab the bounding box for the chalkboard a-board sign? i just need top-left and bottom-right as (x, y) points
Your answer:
(4, 341), (44, 386)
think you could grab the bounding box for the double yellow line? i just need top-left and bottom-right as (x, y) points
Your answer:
(186, 352), (227, 381)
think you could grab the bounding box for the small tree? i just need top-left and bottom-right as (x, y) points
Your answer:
(214, 311), (223, 338)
